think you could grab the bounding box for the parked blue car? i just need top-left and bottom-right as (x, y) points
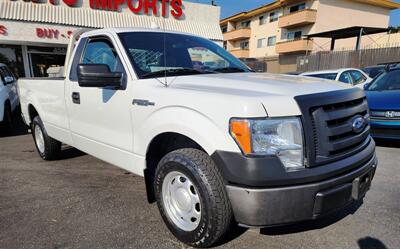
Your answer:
(364, 68), (400, 139)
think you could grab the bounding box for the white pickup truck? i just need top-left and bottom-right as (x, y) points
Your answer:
(18, 28), (377, 247)
(0, 63), (19, 128)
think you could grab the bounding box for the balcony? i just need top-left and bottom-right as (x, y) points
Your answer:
(278, 9), (317, 29)
(229, 49), (250, 58)
(223, 28), (251, 41)
(275, 39), (313, 54)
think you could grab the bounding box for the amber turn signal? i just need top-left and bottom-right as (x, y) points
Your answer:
(230, 119), (252, 154)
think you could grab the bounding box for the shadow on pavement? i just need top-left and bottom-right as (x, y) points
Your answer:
(59, 146), (86, 160)
(260, 200), (363, 236)
(213, 222), (248, 247)
(358, 236), (388, 249)
(374, 138), (400, 149)
(0, 109), (29, 138)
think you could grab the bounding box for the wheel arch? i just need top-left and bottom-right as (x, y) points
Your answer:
(144, 132), (206, 203)
(27, 104), (40, 125)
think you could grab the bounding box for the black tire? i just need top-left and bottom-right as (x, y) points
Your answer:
(32, 116), (61, 160)
(154, 148), (233, 248)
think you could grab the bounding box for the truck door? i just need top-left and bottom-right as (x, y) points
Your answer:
(66, 35), (134, 167)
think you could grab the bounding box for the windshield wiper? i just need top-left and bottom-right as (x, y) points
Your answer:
(141, 68), (207, 79)
(212, 67), (247, 73)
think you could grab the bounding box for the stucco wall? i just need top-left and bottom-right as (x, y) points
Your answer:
(312, 0), (391, 51)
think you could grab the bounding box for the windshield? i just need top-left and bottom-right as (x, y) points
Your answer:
(306, 73), (337, 81)
(367, 70), (400, 91)
(118, 32), (250, 79)
(363, 67), (384, 78)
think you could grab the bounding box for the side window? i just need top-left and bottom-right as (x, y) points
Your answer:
(339, 72), (353, 84)
(350, 70), (366, 84)
(81, 38), (124, 73)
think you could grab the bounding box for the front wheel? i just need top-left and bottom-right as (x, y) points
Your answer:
(32, 116), (61, 160)
(154, 149), (233, 248)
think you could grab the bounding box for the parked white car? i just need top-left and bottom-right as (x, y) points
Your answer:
(0, 63), (19, 127)
(301, 68), (372, 88)
(17, 28), (377, 247)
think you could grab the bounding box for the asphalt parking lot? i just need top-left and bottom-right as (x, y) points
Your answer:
(1, 117), (400, 249)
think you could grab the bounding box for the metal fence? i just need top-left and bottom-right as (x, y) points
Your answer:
(297, 45), (400, 72)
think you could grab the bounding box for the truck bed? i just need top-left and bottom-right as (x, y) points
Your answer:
(18, 77), (70, 143)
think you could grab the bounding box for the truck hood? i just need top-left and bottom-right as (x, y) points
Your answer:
(166, 73), (351, 116)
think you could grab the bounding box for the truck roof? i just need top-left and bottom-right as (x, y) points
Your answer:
(81, 27), (200, 38)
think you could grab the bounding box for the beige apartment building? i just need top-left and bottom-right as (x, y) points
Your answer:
(220, 0), (400, 72)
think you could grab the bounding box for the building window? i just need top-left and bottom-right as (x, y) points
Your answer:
(269, 12), (279, 22)
(267, 36), (277, 46)
(240, 20), (251, 29)
(257, 38), (267, 48)
(0, 45), (25, 78)
(287, 31), (302, 41)
(259, 15), (267, 25)
(240, 41), (249, 49)
(289, 3), (306, 13)
(28, 46), (66, 77)
(221, 26), (227, 33)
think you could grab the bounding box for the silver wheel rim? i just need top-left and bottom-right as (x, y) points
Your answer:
(162, 171), (201, 232)
(34, 125), (45, 154)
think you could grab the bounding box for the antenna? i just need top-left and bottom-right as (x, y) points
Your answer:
(163, 8), (168, 87)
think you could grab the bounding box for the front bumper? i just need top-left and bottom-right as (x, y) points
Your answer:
(370, 119), (400, 140)
(212, 140), (377, 227)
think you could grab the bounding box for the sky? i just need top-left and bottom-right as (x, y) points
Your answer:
(188, 0), (400, 26)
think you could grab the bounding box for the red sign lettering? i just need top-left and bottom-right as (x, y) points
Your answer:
(11, 0), (184, 19)
(36, 28), (60, 39)
(0, 25), (7, 36)
(62, 0), (79, 7)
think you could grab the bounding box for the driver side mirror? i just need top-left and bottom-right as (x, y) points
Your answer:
(77, 64), (122, 88)
(3, 76), (15, 85)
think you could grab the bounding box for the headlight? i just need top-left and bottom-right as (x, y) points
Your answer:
(230, 117), (304, 171)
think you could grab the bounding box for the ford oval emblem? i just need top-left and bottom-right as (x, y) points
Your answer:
(352, 116), (366, 133)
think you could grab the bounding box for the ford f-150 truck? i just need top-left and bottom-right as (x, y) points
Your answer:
(18, 28), (377, 247)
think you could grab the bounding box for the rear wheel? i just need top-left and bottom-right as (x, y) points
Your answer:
(32, 116), (61, 160)
(154, 148), (233, 248)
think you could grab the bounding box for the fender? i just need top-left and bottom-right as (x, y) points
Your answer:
(134, 106), (241, 157)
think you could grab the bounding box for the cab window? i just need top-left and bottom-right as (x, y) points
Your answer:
(339, 72), (353, 84)
(350, 70), (367, 84)
(81, 37), (124, 73)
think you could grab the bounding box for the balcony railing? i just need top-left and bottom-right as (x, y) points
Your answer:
(229, 49), (250, 58)
(223, 28), (251, 41)
(278, 9), (317, 28)
(275, 38), (313, 54)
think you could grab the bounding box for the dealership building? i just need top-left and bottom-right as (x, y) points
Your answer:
(0, 0), (223, 78)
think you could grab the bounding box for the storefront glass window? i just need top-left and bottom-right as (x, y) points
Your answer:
(28, 46), (66, 77)
(0, 45), (25, 78)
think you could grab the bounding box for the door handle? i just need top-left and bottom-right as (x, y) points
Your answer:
(72, 92), (80, 104)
